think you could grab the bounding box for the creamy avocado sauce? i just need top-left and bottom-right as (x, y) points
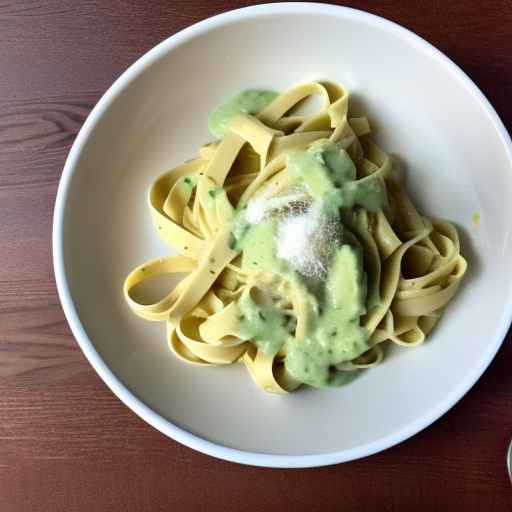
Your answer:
(284, 246), (369, 387)
(237, 285), (294, 355)
(289, 141), (387, 214)
(228, 132), (388, 387)
(205, 186), (229, 209)
(208, 89), (279, 139)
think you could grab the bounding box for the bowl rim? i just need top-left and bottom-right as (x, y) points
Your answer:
(53, 2), (512, 468)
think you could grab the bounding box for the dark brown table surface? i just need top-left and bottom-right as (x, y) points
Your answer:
(1, 1), (511, 510)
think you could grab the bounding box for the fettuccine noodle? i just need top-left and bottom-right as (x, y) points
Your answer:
(123, 81), (467, 394)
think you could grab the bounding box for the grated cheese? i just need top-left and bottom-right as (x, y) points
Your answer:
(276, 207), (336, 278)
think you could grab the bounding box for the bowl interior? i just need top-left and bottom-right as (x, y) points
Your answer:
(59, 5), (512, 458)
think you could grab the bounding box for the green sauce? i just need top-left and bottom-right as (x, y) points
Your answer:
(208, 89), (279, 138)
(237, 286), (294, 355)
(224, 122), (388, 387)
(288, 141), (388, 214)
(284, 246), (368, 386)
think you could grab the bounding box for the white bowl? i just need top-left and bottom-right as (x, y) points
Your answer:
(53, 3), (512, 467)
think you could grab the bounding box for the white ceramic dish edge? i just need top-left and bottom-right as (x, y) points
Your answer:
(53, 2), (512, 468)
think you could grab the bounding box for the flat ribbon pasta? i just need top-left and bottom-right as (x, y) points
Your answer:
(123, 81), (467, 393)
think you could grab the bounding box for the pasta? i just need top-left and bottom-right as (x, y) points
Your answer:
(123, 81), (467, 394)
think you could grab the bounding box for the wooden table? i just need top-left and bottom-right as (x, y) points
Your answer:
(1, 1), (511, 510)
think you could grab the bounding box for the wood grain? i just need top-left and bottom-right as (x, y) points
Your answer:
(0, 1), (511, 510)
